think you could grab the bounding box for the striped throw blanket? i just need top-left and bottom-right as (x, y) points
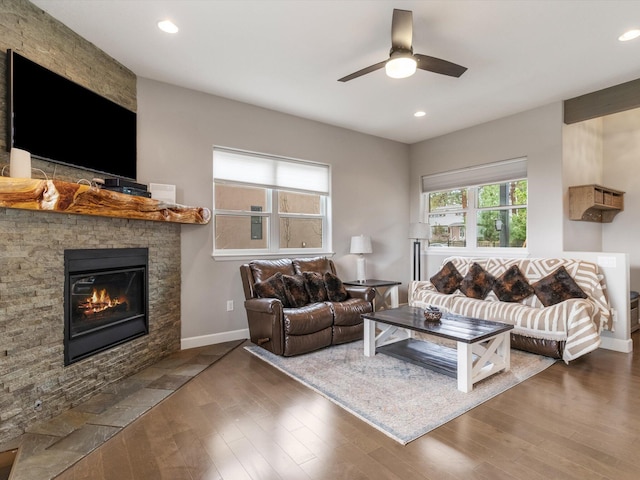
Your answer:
(409, 257), (612, 363)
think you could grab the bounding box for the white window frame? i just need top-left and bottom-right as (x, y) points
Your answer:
(212, 147), (332, 260)
(422, 158), (528, 256)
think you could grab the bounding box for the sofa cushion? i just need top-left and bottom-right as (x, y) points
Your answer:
(493, 264), (534, 302)
(282, 274), (310, 308)
(303, 271), (328, 302)
(249, 259), (295, 283)
(532, 266), (588, 306)
(459, 262), (495, 299)
(294, 256), (333, 275)
(254, 272), (288, 305)
(324, 272), (349, 302)
(283, 302), (334, 335)
(331, 298), (372, 326)
(430, 261), (463, 294)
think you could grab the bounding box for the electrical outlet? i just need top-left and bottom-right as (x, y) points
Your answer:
(226, 300), (234, 312)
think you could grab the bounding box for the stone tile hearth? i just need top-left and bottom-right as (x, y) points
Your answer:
(0, 340), (243, 480)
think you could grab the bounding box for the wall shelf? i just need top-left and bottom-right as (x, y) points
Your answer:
(568, 184), (624, 223)
(0, 177), (211, 224)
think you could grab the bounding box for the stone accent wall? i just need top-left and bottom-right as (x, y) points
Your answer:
(0, 1), (181, 444)
(0, 210), (181, 443)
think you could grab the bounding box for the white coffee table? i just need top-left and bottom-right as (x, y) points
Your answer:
(361, 305), (513, 392)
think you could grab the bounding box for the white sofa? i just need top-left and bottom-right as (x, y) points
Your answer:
(409, 256), (613, 363)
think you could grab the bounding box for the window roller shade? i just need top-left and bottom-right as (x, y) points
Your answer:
(422, 157), (527, 193)
(214, 147), (330, 195)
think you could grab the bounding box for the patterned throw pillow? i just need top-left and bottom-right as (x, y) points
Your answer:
(430, 261), (463, 294)
(459, 262), (496, 299)
(254, 272), (288, 305)
(532, 266), (588, 306)
(493, 265), (534, 302)
(303, 271), (328, 303)
(324, 272), (349, 302)
(282, 274), (310, 308)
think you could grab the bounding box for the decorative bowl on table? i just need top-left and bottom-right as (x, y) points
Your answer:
(423, 306), (442, 323)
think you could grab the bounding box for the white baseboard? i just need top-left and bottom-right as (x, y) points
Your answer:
(599, 336), (633, 353)
(181, 328), (250, 350)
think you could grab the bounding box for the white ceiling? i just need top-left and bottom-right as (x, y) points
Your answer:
(31, 0), (640, 144)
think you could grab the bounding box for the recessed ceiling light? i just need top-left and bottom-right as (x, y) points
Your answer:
(618, 29), (640, 42)
(414, 111), (426, 117)
(158, 20), (179, 34)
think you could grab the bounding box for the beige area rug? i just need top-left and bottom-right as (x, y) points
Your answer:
(245, 339), (555, 444)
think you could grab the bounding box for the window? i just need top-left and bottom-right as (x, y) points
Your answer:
(213, 147), (330, 256)
(422, 158), (527, 250)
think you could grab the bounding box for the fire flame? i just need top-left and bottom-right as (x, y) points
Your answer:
(83, 288), (123, 314)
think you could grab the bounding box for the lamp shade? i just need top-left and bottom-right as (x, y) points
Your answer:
(409, 223), (431, 240)
(350, 235), (372, 254)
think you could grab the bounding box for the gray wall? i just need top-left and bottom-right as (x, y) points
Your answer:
(136, 78), (410, 345)
(409, 102), (565, 259)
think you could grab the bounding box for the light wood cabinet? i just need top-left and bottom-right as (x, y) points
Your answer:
(568, 184), (624, 223)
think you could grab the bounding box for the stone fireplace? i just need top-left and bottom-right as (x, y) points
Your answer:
(64, 248), (149, 365)
(0, 209), (181, 445)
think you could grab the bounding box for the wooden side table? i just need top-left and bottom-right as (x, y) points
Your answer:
(343, 279), (401, 311)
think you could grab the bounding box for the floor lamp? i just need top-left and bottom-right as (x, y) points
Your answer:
(409, 223), (430, 281)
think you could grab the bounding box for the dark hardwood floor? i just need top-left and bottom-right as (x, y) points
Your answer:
(56, 333), (640, 480)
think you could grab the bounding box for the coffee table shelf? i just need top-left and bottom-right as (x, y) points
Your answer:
(362, 305), (514, 392)
(378, 338), (459, 378)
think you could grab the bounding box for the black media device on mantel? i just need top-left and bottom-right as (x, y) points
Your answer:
(6, 49), (137, 181)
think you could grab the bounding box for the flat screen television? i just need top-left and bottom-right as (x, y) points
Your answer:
(6, 49), (137, 180)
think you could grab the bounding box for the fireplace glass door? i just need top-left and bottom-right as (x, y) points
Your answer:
(64, 248), (148, 365)
(69, 268), (145, 336)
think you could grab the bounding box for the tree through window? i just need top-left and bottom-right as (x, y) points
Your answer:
(427, 179), (527, 248)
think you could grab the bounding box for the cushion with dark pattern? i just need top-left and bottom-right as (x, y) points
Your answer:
(254, 272), (288, 305)
(430, 261), (463, 294)
(303, 271), (328, 303)
(324, 272), (349, 302)
(533, 266), (588, 306)
(493, 265), (534, 302)
(459, 262), (496, 299)
(282, 274), (310, 308)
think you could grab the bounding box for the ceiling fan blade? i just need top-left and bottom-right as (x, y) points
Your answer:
(414, 54), (468, 77)
(391, 9), (413, 51)
(338, 61), (386, 82)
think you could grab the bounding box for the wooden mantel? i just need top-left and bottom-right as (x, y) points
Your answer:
(0, 177), (211, 224)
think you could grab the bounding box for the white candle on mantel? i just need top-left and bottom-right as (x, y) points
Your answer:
(9, 148), (31, 178)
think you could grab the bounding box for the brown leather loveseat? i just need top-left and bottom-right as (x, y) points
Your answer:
(240, 256), (375, 356)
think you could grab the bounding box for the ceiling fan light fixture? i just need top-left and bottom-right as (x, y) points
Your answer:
(385, 56), (417, 79)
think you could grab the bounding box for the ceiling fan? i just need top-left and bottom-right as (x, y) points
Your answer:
(338, 9), (467, 82)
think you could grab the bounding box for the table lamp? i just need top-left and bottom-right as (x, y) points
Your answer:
(350, 235), (372, 283)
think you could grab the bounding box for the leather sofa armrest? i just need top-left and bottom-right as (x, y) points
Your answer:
(244, 298), (285, 354)
(244, 297), (283, 314)
(345, 285), (375, 303)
